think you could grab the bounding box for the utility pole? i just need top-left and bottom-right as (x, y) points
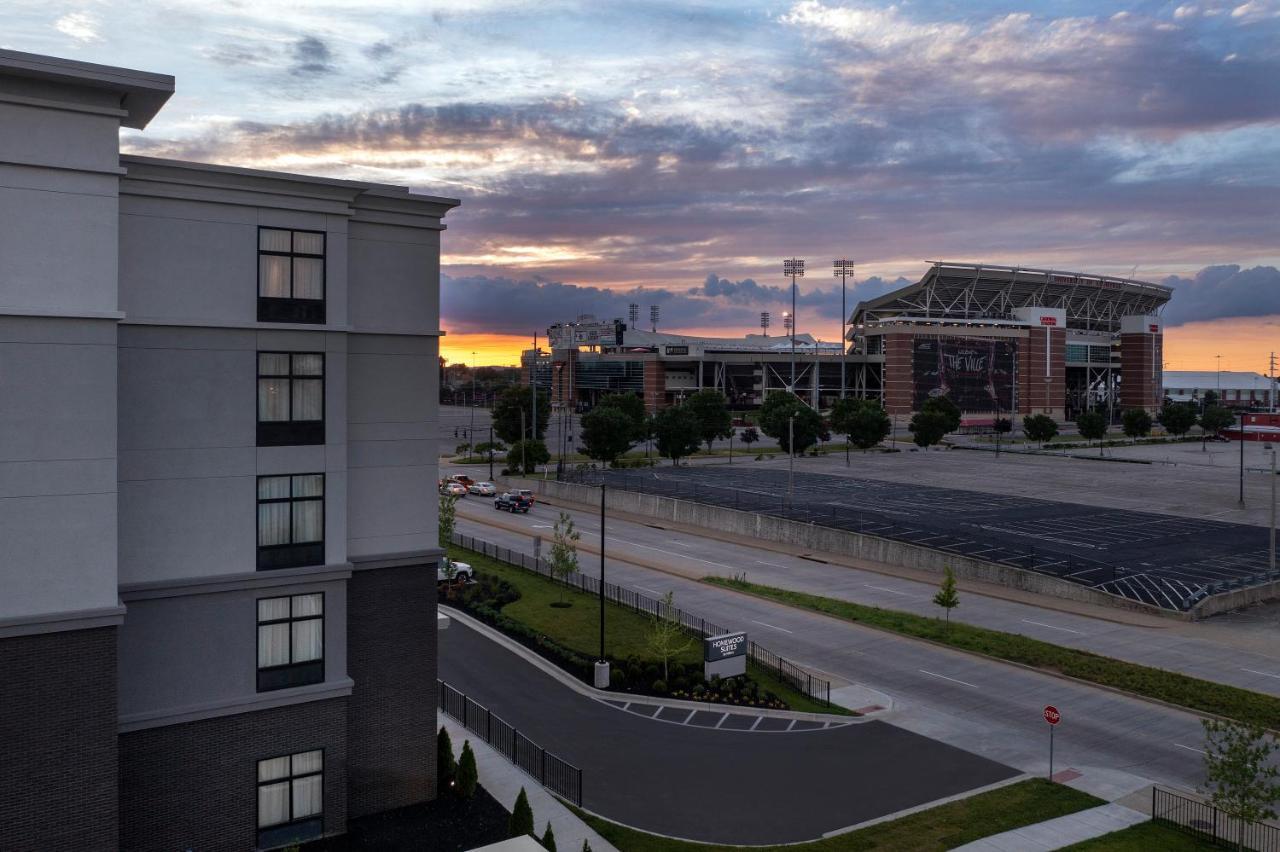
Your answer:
(469, 350), (477, 457)
(488, 424), (495, 481)
(594, 483), (609, 688)
(788, 413), (795, 506)
(1271, 351), (1277, 413)
(783, 258), (805, 392)
(1240, 413), (1246, 508)
(1270, 444), (1276, 572)
(531, 332), (539, 450)
(834, 259), (854, 400)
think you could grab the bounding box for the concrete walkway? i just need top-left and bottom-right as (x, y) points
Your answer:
(952, 802), (1148, 851)
(438, 712), (617, 852)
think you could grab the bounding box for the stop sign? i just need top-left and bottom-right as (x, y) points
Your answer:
(1044, 705), (1061, 725)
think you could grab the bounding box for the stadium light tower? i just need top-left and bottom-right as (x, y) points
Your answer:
(650, 304), (660, 332)
(834, 259), (854, 400)
(783, 258), (805, 391)
(629, 303), (639, 326)
(760, 311), (771, 336)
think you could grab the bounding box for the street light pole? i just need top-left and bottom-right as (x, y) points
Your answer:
(783, 258), (805, 392)
(1240, 414), (1246, 508)
(834, 259), (854, 400)
(788, 414), (795, 506)
(1270, 444), (1276, 572)
(594, 482), (609, 688)
(488, 424), (495, 481)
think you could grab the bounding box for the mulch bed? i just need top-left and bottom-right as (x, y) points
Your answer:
(304, 785), (512, 851)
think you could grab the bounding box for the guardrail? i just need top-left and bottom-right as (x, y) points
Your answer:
(450, 531), (832, 706)
(439, 679), (583, 806)
(1153, 787), (1280, 851)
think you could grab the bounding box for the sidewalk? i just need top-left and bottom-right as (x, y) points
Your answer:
(438, 712), (617, 852)
(951, 802), (1147, 851)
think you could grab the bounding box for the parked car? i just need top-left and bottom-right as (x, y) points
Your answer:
(469, 481), (497, 496)
(440, 481), (467, 497)
(495, 492), (532, 513)
(437, 557), (473, 583)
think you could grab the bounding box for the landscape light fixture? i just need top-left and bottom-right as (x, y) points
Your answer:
(834, 259), (855, 400)
(760, 311), (771, 336)
(650, 304), (660, 332)
(783, 258), (805, 391)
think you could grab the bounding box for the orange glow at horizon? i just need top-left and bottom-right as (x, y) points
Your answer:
(443, 317), (1280, 374)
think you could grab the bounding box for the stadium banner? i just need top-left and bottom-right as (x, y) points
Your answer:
(912, 337), (1017, 412)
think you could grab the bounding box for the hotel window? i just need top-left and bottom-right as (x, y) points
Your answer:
(257, 475), (324, 570)
(258, 227), (326, 324)
(257, 593), (324, 692)
(257, 353), (325, 447)
(257, 750), (324, 848)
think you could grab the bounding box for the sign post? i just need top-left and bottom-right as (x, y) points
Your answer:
(1043, 705), (1061, 779)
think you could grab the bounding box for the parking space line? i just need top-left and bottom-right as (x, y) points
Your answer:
(713, 713), (730, 729)
(918, 669), (978, 688)
(681, 709), (696, 724)
(1174, 743), (1206, 754)
(749, 716), (763, 731)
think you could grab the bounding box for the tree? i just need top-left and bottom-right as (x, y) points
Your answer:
(474, 440), (506, 455)
(509, 787), (535, 838)
(492, 385), (550, 444)
(933, 566), (959, 624)
(908, 410), (949, 449)
(1203, 389), (1221, 408)
(757, 392), (823, 453)
(651, 405), (703, 465)
(541, 822), (557, 852)
(1121, 408), (1152, 443)
(646, 591), (693, 682)
(1158, 402), (1198, 437)
(921, 395), (962, 434)
(1200, 718), (1280, 848)
(845, 400), (893, 451)
(1200, 405), (1236, 441)
(595, 393), (648, 442)
(993, 417), (1013, 436)
(1076, 410), (1107, 453)
(683, 389), (733, 452)
(439, 492), (458, 550)
(455, 442), (472, 458)
(438, 726), (456, 790)
(579, 406), (635, 466)
(548, 512), (580, 606)
(582, 841), (592, 852)
(1023, 414), (1059, 447)
(508, 439), (550, 475)
(456, 740), (478, 799)
(739, 426), (760, 449)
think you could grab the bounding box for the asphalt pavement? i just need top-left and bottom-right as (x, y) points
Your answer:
(439, 619), (1019, 844)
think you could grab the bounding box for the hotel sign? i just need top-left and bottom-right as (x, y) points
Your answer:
(703, 631), (748, 679)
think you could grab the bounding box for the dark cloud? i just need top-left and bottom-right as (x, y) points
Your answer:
(292, 36), (334, 75)
(692, 273), (906, 312)
(1161, 265), (1280, 326)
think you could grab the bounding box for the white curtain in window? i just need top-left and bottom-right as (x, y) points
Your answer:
(292, 501), (322, 543)
(292, 774), (323, 819)
(293, 593), (323, 617)
(258, 781), (290, 828)
(293, 232), (324, 255)
(292, 619), (322, 662)
(260, 229), (292, 252)
(259, 503), (291, 547)
(292, 379), (322, 421)
(293, 354), (323, 376)
(292, 258), (324, 300)
(259, 476), (290, 500)
(259, 755), (291, 782)
(259, 256), (291, 298)
(292, 475), (323, 497)
(259, 378), (290, 421)
(258, 623), (291, 667)
(258, 597), (291, 622)
(292, 750), (323, 775)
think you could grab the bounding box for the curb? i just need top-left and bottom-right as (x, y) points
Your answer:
(440, 605), (872, 724)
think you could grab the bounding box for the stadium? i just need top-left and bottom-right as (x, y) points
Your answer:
(530, 261), (1173, 421)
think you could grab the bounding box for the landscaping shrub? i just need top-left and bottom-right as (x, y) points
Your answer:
(541, 822), (557, 851)
(456, 741), (478, 799)
(510, 788), (534, 838)
(437, 726), (456, 789)
(651, 679), (667, 694)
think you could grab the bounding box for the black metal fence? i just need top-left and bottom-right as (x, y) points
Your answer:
(438, 679), (583, 806)
(1153, 787), (1280, 851)
(450, 531), (832, 706)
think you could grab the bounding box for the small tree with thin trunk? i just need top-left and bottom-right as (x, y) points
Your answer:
(548, 512), (580, 607)
(933, 566), (960, 625)
(438, 726), (456, 790)
(1076, 410), (1107, 455)
(1200, 405), (1236, 449)
(1023, 414), (1059, 448)
(1121, 408), (1152, 444)
(1158, 401), (1198, 437)
(909, 410), (949, 450)
(510, 788), (535, 838)
(1201, 718), (1280, 849)
(646, 590), (693, 682)
(439, 493), (459, 594)
(739, 426), (760, 451)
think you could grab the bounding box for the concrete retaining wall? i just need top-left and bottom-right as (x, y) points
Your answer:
(1191, 578), (1280, 619)
(512, 477), (1200, 622)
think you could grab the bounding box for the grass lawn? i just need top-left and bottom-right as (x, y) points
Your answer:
(704, 577), (1280, 731)
(448, 548), (847, 715)
(1059, 821), (1223, 850)
(571, 778), (1103, 851)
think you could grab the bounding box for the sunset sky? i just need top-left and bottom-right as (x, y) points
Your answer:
(9, 0), (1278, 368)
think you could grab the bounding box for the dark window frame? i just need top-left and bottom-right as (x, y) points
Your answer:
(256, 474), (325, 571)
(256, 592), (325, 693)
(257, 226), (327, 324)
(257, 351), (326, 447)
(255, 748), (325, 848)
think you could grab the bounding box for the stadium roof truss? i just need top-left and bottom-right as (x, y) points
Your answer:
(850, 262), (1173, 334)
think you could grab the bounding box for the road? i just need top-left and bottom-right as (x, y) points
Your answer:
(448, 491), (1275, 797)
(440, 620), (1018, 844)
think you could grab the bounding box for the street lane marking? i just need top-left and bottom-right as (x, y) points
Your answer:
(756, 560), (790, 568)
(1174, 743), (1206, 754)
(1241, 668), (1280, 680)
(1020, 619), (1086, 635)
(636, 586), (662, 595)
(530, 524), (551, 529)
(865, 584), (911, 596)
(751, 619), (794, 634)
(918, 669), (978, 688)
